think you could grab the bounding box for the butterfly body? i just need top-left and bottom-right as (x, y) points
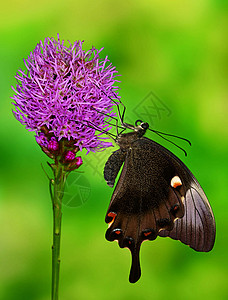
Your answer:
(104, 122), (215, 283)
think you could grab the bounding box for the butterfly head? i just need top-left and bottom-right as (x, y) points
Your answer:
(134, 120), (149, 136)
(115, 120), (149, 148)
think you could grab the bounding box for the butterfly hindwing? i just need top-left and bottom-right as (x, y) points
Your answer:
(159, 182), (215, 252)
(104, 136), (215, 283)
(148, 138), (216, 252)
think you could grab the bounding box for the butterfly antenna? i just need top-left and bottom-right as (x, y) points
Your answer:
(151, 131), (188, 156)
(149, 129), (191, 146)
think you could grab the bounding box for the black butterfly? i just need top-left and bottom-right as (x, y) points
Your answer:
(103, 119), (215, 283)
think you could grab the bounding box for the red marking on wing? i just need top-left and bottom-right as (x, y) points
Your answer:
(115, 230), (121, 235)
(108, 212), (117, 220)
(107, 212), (117, 227)
(144, 231), (152, 237)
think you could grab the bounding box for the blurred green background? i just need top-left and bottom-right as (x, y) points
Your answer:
(1, 0), (228, 299)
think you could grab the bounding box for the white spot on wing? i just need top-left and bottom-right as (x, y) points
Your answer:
(171, 175), (182, 188)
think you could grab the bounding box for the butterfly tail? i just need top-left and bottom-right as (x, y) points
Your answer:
(129, 245), (141, 283)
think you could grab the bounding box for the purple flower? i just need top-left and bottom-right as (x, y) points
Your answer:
(65, 151), (75, 161)
(47, 137), (59, 151)
(35, 132), (48, 147)
(75, 156), (83, 167)
(11, 35), (120, 155)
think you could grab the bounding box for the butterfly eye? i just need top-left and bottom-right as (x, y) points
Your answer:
(141, 122), (149, 130)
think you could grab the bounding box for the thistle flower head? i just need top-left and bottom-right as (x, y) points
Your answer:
(12, 35), (120, 157)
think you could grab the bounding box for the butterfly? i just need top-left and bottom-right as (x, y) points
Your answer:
(103, 119), (216, 283)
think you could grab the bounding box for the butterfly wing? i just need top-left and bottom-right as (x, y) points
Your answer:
(104, 149), (126, 187)
(142, 139), (216, 252)
(158, 169), (215, 252)
(104, 137), (215, 283)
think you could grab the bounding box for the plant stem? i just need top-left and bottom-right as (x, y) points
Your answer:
(51, 164), (67, 300)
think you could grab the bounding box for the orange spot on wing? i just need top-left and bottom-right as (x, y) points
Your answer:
(173, 182), (181, 188)
(108, 212), (117, 220)
(107, 212), (117, 227)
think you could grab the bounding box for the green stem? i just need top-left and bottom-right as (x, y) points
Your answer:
(51, 164), (67, 300)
